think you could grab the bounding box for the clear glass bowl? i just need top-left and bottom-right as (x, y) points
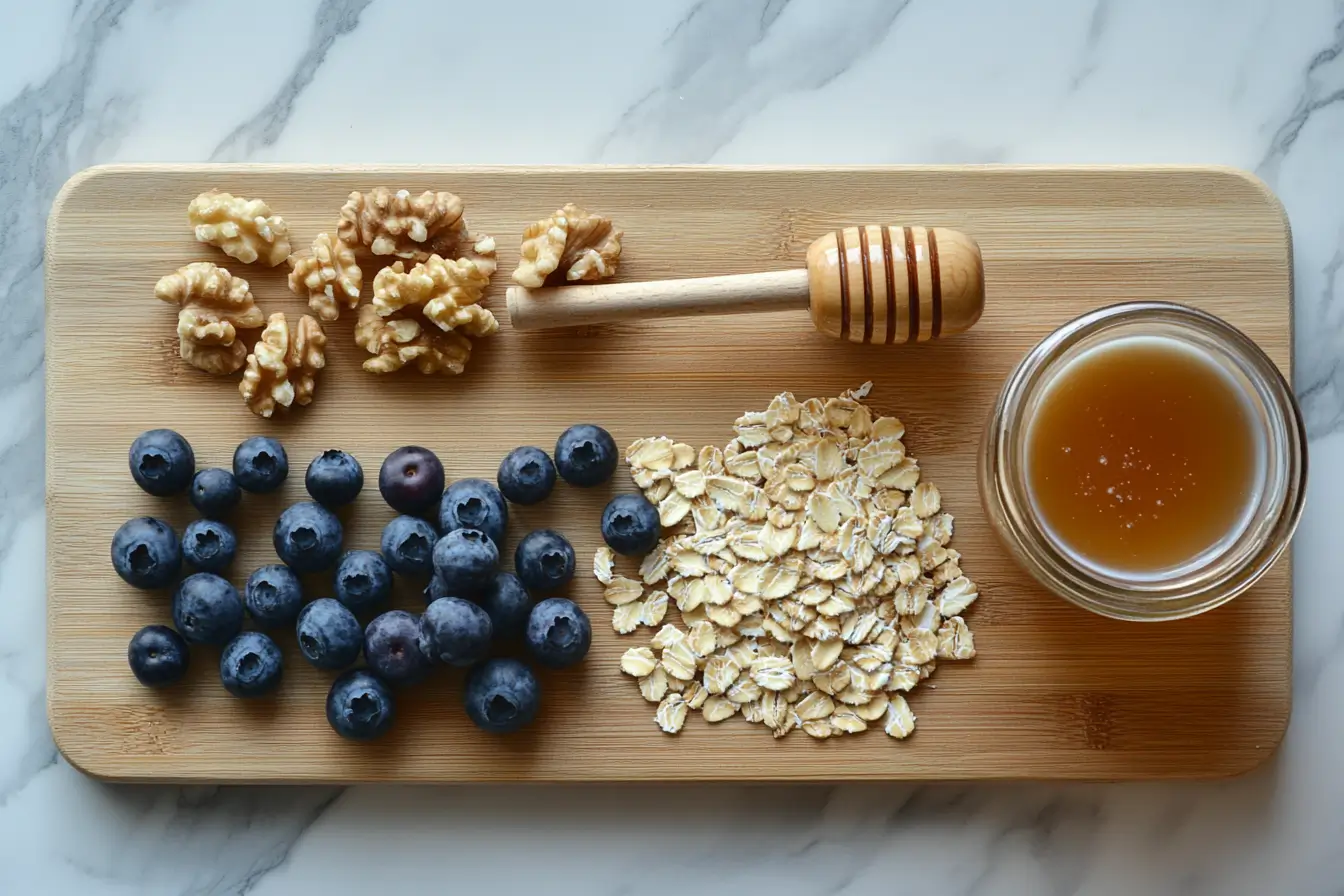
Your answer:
(979, 302), (1307, 621)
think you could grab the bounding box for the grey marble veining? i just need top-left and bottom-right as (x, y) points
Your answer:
(4, 0), (1344, 892)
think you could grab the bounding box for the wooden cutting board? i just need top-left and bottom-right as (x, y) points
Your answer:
(45, 165), (1292, 782)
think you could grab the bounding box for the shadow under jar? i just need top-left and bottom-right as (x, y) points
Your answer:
(979, 302), (1307, 621)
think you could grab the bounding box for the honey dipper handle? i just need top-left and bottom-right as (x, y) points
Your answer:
(505, 269), (810, 331)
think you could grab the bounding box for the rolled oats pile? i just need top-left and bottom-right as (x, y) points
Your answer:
(597, 384), (979, 741)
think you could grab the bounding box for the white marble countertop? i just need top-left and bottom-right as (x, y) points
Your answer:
(4, 0), (1344, 892)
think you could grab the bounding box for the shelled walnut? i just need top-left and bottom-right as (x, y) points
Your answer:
(188, 190), (291, 267)
(354, 304), (475, 376)
(512, 203), (623, 288)
(337, 188), (490, 262)
(155, 262), (266, 375)
(240, 313), (326, 417)
(288, 233), (362, 321)
(371, 253), (499, 337)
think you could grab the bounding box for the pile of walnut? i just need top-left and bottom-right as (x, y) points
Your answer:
(597, 384), (979, 740)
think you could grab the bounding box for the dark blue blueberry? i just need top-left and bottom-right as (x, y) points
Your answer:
(464, 658), (540, 734)
(189, 468), (241, 517)
(524, 597), (591, 669)
(438, 478), (508, 547)
(381, 515), (438, 578)
(233, 436), (289, 493)
(172, 572), (244, 646)
(181, 519), (237, 573)
(514, 529), (575, 594)
(496, 446), (557, 506)
(334, 550), (392, 613)
(305, 449), (364, 508)
(423, 571), (451, 604)
(418, 597), (492, 667)
(378, 446), (444, 515)
(296, 598), (363, 670)
(554, 424), (617, 487)
(477, 571), (532, 641)
(364, 610), (430, 685)
(273, 502), (343, 573)
(219, 631), (283, 698)
(129, 429), (195, 496)
(432, 528), (499, 596)
(111, 517), (182, 590)
(326, 669), (395, 741)
(601, 494), (661, 557)
(127, 624), (189, 687)
(244, 564), (304, 629)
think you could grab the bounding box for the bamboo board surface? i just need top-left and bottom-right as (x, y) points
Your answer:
(46, 165), (1292, 782)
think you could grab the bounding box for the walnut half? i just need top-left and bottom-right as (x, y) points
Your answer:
(155, 262), (265, 375)
(371, 253), (499, 338)
(354, 304), (474, 376)
(188, 190), (291, 267)
(288, 233), (362, 321)
(338, 188), (485, 261)
(512, 203), (623, 288)
(240, 313), (326, 417)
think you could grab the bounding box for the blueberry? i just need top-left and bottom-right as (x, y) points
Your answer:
(514, 529), (575, 594)
(306, 449), (364, 508)
(378, 446), (445, 515)
(326, 669), (395, 741)
(189, 468), (241, 517)
(423, 571), (451, 604)
(127, 625), (189, 687)
(380, 515), (438, 578)
(432, 528), (499, 596)
(273, 502), (343, 573)
(418, 597), (493, 667)
(497, 446), (557, 506)
(524, 597), (591, 669)
(172, 572), (244, 646)
(219, 631), (283, 698)
(129, 429), (195, 496)
(111, 517), (182, 590)
(333, 550), (392, 613)
(364, 610), (430, 685)
(438, 478), (508, 547)
(464, 658), (540, 734)
(477, 571), (532, 641)
(244, 564), (304, 629)
(601, 494), (661, 556)
(296, 598), (363, 670)
(181, 519), (237, 573)
(554, 424), (617, 487)
(233, 436), (289, 493)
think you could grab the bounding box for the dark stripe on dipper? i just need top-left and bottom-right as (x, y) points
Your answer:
(858, 226), (874, 343)
(928, 227), (942, 339)
(836, 228), (851, 341)
(903, 226), (919, 343)
(880, 226), (897, 344)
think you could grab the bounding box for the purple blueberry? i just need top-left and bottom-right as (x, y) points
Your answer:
(219, 631), (283, 698)
(432, 528), (499, 596)
(601, 494), (661, 556)
(172, 572), (244, 645)
(438, 478), (508, 547)
(524, 597), (591, 669)
(111, 516), (182, 590)
(381, 515), (438, 578)
(189, 468), (241, 517)
(244, 564), (304, 629)
(181, 518), (237, 573)
(127, 625), (189, 687)
(419, 597), (493, 667)
(334, 550), (392, 613)
(378, 446), (444, 515)
(554, 424), (617, 487)
(273, 502), (343, 573)
(326, 669), (395, 741)
(296, 598), (363, 670)
(464, 658), (540, 734)
(233, 436), (288, 493)
(306, 449), (364, 508)
(129, 429), (195, 496)
(363, 610), (430, 685)
(514, 529), (575, 594)
(478, 571), (532, 641)
(496, 446), (557, 505)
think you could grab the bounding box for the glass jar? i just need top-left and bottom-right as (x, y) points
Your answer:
(979, 302), (1307, 621)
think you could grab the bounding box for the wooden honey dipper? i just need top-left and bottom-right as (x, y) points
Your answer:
(506, 226), (984, 344)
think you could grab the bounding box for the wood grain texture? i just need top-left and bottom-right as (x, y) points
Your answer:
(45, 165), (1292, 783)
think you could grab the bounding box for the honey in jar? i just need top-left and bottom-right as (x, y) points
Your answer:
(1025, 336), (1261, 576)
